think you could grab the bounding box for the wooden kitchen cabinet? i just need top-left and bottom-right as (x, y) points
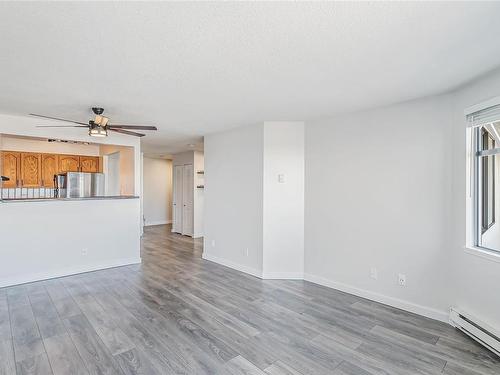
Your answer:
(20, 152), (42, 187)
(59, 154), (80, 173)
(1, 151), (20, 188)
(79, 156), (99, 173)
(41, 154), (58, 187)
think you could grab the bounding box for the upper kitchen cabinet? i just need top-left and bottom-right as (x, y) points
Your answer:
(41, 154), (58, 187)
(59, 154), (80, 173)
(1, 151), (20, 188)
(80, 156), (99, 173)
(1, 147), (104, 189)
(20, 152), (42, 187)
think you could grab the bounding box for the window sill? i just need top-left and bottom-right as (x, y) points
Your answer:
(464, 246), (500, 264)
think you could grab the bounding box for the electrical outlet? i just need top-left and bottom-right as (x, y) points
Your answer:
(370, 267), (378, 280)
(278, 174), (286, 183)
(82, 248), (88, 256)
(211, 240), (216, 247)
(398, 273), (406, 286)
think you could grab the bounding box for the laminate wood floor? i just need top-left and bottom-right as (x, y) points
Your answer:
(1, 224), (499, 374)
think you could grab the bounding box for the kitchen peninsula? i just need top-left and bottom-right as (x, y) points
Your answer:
(0, 126), (142, 288)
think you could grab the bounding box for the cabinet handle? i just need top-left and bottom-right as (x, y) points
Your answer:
(21, 179), (23, 186)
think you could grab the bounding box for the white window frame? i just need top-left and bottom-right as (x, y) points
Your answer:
(465, 97), (500, 261)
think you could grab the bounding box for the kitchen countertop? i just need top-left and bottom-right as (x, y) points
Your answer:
(0, 196), (139, 203)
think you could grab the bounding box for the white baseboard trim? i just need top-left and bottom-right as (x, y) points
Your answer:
(202, 252), (263, 278)
(202, 253), (303, 280)
(262, 271), (304, 280)
(145, 220), (171, 226)
(304, 273), (449, 323)
(0, 257), (142, 289)
(195, 253), (449, 323)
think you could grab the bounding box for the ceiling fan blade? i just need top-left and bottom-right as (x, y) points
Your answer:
(36, 125), (88, 128)
(30, 113), (88, 126)
(108, 125), (157, 131)
(109, 128), (145, 137)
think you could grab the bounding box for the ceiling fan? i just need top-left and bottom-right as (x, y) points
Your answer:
(31, 107), (157, 137)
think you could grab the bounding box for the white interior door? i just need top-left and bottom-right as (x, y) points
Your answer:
(182, 164), (193, 236)
(172, 165), (184, 233)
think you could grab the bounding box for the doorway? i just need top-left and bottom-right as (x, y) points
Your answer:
(106, 152), (120, 196)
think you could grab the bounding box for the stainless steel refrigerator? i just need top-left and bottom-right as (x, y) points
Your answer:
(56, 172), (105, 198)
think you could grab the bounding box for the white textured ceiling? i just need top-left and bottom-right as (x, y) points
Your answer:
(0, 2), (500, 155)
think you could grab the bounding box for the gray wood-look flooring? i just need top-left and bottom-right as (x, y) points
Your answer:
(1, 224), (499, 375)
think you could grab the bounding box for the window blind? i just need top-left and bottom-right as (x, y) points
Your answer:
(467, 103), (500, 127)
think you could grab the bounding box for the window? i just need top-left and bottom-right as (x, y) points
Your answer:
(471, 119), (500, 253)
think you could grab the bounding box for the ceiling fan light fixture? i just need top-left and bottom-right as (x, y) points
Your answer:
(89, 128), (107, 137)
(89, 123), (108, 137)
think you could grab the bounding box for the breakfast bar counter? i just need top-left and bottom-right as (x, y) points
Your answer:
(0, 195), (139, 203)
(0, 197), (142, 288)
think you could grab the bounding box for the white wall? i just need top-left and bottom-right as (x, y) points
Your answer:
(143, 157), (172, 226)
(303, 67), (500, 327)
(305, 96), (454, 321)
(263, 122), (304, 278)
(193, 151), (204, 238)
(204, 122), (305, 278)
(0, 199), (141, 287)
(204, 124), (264, 277)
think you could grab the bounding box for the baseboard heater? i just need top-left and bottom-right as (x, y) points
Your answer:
(449, 307), (500, 357)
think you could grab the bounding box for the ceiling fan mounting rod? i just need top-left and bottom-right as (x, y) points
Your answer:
(92, 107), (104, 115)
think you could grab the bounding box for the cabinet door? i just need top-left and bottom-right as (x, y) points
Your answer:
(41, 154), (58, 187)
(20, 152), (42, 187)
(1, 151), (20, 188)
(79, 156), (99, 173)
(59, 155), (80, 173)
